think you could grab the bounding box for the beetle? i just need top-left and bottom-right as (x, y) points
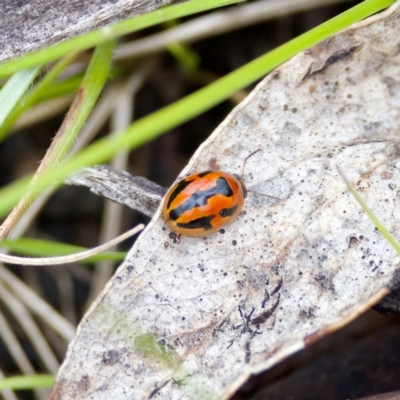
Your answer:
(162, 170), (247, 237)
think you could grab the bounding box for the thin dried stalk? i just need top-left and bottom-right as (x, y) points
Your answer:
(114, 0), (351, 60)
(0, 283), (59, 373)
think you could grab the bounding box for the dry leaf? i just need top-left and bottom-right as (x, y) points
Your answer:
(50, 3), (400, 399)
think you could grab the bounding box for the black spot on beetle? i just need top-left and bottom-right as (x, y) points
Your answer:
(167, 177), (194, 209)
(169, 177), (233, 220)
(177, 215), (215, 230)
(197, 170), (212, 178)
(220, 204), (238, 218)
(232, 240), (237, 246)
(126, 265), (134, 272)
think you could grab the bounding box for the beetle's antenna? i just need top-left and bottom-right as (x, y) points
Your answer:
(248, 190), (280, 201)
(241, 149), (261, 176)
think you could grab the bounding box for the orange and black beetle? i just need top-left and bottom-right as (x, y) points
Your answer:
(162, 170), (247, 237)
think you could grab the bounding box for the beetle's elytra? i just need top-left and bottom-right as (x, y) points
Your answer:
(162, 170), (247, 237)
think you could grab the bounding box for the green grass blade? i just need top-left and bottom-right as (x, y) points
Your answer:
(0, 0), (395, 218)
(37, 74), (84, 101)
(0, 0), (243, 79)
(167, 41), (200, 74)
(337, 165), (400, 255)
(36, 66), (119, 102)
(0, 374), (54, 390)
(0, 53), (77, 139)
(0, 41), (115, 238)
(48, 41), (115, 164)
(0, 67), (41, 127)
(2, 238), (126, 263)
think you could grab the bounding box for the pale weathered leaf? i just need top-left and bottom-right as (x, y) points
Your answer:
(50, 3), (400, 399)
